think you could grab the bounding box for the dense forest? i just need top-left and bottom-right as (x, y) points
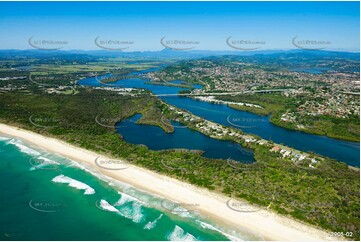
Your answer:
(0, 89), (359, 240)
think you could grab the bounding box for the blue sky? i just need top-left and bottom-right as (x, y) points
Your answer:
(0, 1), (359, 51)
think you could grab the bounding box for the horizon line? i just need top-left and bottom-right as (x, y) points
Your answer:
(0, 48), (360, 53)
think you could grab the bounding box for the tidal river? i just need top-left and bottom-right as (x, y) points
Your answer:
(78, 67), (360, 167)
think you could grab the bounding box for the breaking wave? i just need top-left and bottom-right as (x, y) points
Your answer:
(168, 225), (197, 241)
(52, 174), (95, 195)
(144, 214), (163, 230)
(196, 220), (242, 241)
(7, 139), (41, 156)
(30, 156), (60, 170)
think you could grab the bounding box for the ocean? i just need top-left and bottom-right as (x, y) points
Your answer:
(0, 136), (264, 241)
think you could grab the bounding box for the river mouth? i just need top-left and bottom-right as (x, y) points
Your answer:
(78, 66), (360, 167)
(115, 114), (255, 163)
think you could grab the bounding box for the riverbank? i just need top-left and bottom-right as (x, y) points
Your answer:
(76, 70), (360, 165)
(221, 96), (360, 143)
(0, 123), (340, 241)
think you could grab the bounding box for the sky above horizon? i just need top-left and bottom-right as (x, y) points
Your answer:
(0, 1), (359, 52)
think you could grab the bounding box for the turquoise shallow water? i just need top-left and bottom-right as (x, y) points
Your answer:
(0, 136), (264, 241)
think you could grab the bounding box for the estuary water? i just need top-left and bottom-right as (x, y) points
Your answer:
(78, 68), (360, 167)
(116, 114), (254, 163)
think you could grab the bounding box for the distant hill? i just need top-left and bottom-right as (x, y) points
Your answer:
(0, 49), (358, 60)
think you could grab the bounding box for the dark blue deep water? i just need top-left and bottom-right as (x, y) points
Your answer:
(116, 114), (254, 163)
(78, 68), (360, 167)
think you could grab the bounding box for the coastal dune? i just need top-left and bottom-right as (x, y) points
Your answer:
(0, 123), (339, 241)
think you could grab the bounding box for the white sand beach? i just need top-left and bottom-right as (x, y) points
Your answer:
(0, 123), (339, 241)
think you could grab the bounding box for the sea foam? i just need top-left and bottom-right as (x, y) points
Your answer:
(0, 136), (10, 141)
(117, 201), (145, 224)
(52, 174), (95, 195)
(98, 197), (146, 224)
(168, 225), (197, 241)
(114, 192), (141, 206)
(144, 214), (163, 230)
(30, 156), (60, 171)
(196, 220), (242, 241)
(68, 160), (110, 183)
(7, 139), (41, 156)
(99, 199), (119, 212)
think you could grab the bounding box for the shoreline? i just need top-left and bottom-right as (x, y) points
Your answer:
(0, 123), (341, 241)
(226, 102), (359, 143)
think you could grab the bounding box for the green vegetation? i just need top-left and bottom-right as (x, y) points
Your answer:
(149, 55), (359, 143)
(144, 81), (193, 89)
(0, 52), (359, 239)
(0, 90), (359, 240)
(0, 55), (167, 90)
(272, 113), (360, 142)
(218, 93), (360, 142)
